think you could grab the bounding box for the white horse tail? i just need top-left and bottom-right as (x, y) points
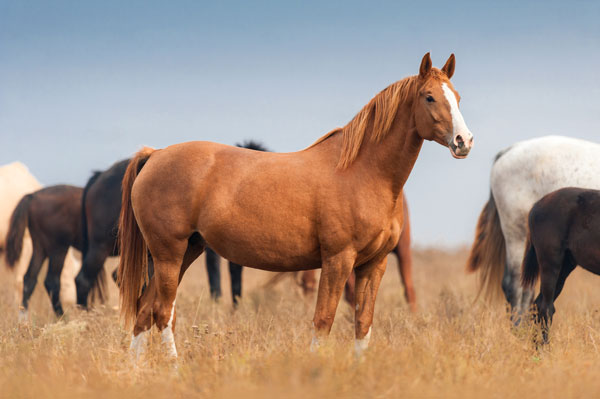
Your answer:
(466, 192), (505, 301)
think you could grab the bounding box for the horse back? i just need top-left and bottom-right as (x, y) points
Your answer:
(28, 185), (84, 251)
(84, 159), (130, 251)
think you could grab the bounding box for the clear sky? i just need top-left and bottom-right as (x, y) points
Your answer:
(1, 0), (599, 246)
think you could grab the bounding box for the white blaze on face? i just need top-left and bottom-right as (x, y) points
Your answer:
(441, 83), (473, 147)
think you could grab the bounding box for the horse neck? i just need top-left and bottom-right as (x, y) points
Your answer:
(355, 104), (424, 199)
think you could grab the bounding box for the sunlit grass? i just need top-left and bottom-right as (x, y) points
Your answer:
(2, 249), (600, 398)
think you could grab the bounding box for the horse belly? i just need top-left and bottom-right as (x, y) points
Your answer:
(201, 210), (321, 271)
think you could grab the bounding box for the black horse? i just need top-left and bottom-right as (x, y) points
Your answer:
(5, 185), (83, 316)
(75, 140), (268, 308)
(75, 159), (129, 307)
(522, 187), (600, 343)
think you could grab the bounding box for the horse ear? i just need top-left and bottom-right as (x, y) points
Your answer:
(419, 52), (432, 78)
(442, 54), (455, 79)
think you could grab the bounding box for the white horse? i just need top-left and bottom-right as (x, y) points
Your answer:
(0, 162), (81, 310)
(467, 136), (600, 315)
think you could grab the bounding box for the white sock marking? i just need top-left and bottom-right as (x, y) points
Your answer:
(130, 330), (149, 364)
(161, 299), (177, 358)
(310, 322), (321, 352)
(18, 308), (29, 324)
(354, 327), (372, 357)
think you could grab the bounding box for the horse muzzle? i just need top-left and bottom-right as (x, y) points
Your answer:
(449, 132), (473, 159)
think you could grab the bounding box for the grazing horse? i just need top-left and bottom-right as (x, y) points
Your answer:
(75, 159), (130, 308)
(118, 53), (473, 361)
(467, 136), (600, 318)
(204, 140), (268, 306)
(273, 193), (415, 312)
(1, 163), (80, 309)
(5, 185), (83, 316)
(522, 187), (600, 343)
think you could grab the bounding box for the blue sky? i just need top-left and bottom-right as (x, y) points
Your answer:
(1, 0), (599, 245)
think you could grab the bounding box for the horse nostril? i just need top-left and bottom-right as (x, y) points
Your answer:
(455, 135), (464, 148)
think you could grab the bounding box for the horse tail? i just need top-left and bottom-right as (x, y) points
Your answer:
(466, 192), (506, 301)
(81, 171), (108, 304)
(5, 194), (33, 268)
(117, 147), (155, 327)
(89, 267), (108, 304)
(521, 232), (539, 289)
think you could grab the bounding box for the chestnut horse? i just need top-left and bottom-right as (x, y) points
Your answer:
(204, 140), (269, 306)
(118, 53), (473, 361)
(275, 193), (415, 311)
(5, 185), (83, 316)
(522, 187), (600, 343)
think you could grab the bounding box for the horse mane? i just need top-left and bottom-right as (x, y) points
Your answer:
(236, 140), (269, 152)
(493, 145), (513, 163)
(308, 70), (445, 169)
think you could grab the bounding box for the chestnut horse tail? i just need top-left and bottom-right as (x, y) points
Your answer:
(117, 147), (155, 327)
(466, 192), (505, 301)
(521, 235), (539, 289)
(5, 194), (33, 268)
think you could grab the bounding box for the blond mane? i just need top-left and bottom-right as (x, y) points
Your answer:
(310, 70), (446, 169)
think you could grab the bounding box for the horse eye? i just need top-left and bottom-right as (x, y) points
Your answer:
(426, 95), (435, 103)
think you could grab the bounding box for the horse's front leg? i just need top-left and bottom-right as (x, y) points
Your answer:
(311, 249), (356, 351)
(353, 255), (387, 357)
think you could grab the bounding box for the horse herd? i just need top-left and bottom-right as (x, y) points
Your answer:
(1, 53), (598, 364)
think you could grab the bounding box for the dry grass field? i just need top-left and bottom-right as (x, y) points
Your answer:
(2, 247), (600, 398)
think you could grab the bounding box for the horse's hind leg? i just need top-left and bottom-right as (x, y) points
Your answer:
(205, 246), (222, 300)
(353, 256), (387, 357)
(536, 252), (564, 344)
(132, 233), (204, 361)
(394, 232), (416, 312)
(228, 261), (243, 306)
(75, 244), (109, 307)
(45, 248), (68, 317)
(21, 243), (46, 317)
(553, 254), (576, 300)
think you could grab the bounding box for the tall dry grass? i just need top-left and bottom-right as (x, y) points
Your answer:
(2, 248), (600, 398)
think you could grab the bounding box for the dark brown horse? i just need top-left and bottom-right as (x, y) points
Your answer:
(118, 53), (473, 362)
(5, 185), (83, 316)
(75, 159), (130, 308)
(522, 187), (600, 343)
